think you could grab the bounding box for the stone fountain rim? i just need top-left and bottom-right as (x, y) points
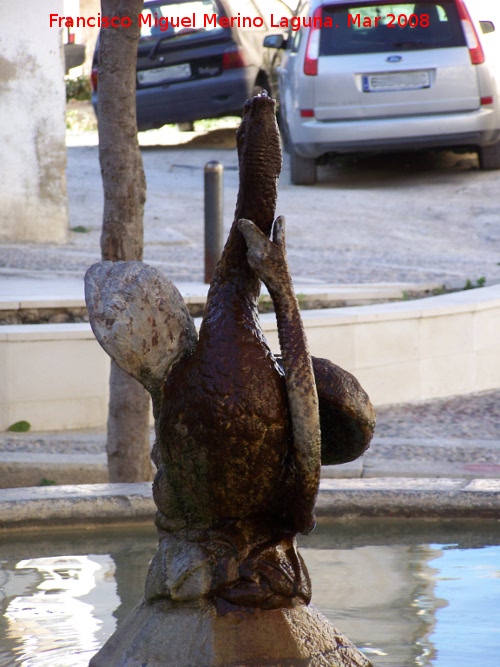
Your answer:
(0, 478), (499, 531)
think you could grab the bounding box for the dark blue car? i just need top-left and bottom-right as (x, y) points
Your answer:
(91, 0), (292, 131)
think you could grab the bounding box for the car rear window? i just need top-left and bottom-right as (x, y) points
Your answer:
(320, 1), (466, 55)
(139, 0), (223, 41)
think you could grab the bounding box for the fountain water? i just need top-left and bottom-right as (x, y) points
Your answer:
(1, 520), (499, 666)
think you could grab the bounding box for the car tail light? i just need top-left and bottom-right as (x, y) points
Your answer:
(300, 109), (314, 117)
(304, 6), (322, 76)
(222, 47), (247, 70)
(455, 0), (485, 64)
(90, 68), (98, 91)
(481, 96), (493, 105)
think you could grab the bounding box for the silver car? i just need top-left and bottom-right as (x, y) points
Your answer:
(265, 0), (500, 183)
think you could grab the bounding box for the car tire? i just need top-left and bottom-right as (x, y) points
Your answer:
(478, 140), (500, 170)
(290, 151), (317, 185)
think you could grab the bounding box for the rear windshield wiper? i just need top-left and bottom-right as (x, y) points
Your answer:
(147, 28), (203, 60)
(148, 34), (177, 60)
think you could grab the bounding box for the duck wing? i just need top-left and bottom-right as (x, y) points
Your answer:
(85, 260), (197, 399)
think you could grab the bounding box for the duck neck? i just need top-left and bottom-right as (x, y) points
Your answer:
(205, 168), (278, 310)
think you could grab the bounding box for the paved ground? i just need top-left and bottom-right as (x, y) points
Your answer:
(1, 108), (499, 486)
(1, 388), (499, 487)
(1, 389), (499, 453)
(2, 106), (500, 290)
(377, 390), (500, 440)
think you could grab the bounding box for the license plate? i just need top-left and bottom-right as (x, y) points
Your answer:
(362, 70), (430, 92)
(137, 63), (191, 85)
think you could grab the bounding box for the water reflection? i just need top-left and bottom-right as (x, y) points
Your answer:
(429, 545), (500, 666)
(3, 555), (117, 667)
(302, 544), (442, 665)
(0, 521), (499, 667)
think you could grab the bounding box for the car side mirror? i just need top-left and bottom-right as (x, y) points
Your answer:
(480, 20), (495, 34)
(64, 43), (86, 74)
(263, 34), (286, 49)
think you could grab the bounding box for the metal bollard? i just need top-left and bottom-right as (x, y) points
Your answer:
(204, 161), (224, 283)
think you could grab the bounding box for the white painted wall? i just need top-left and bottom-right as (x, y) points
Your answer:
(0, 0), (68, 243)
(1, 286), (500, 431)
(0, 324), (110, 431)
(263, 285), (500, 406)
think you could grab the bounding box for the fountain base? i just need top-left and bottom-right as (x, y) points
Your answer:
(90, 599), (372, 667)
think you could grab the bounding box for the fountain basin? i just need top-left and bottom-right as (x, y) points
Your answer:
(1, 518), (499, 667)
(1, 479), (500, 531)
(1, 480), (499, 666)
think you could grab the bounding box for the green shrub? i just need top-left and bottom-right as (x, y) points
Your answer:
(40, 478), (57, 486)
(464, 277), (486, 290)
(7, 420), (31, 432)
(66, 76), (92, 102)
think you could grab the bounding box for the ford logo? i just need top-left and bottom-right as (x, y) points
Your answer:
(386, 55), (403, 63)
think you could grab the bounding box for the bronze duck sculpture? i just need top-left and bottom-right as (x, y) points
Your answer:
(85, 91), (375, 610)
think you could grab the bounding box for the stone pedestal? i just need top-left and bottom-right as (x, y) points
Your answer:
(90, 599), (372, 667)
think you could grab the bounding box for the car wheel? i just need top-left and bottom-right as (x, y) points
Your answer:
(478, 140), (500, 170)
(290, 151), (317, 185)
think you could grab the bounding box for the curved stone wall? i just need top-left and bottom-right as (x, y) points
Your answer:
(1, 285), (499, 431)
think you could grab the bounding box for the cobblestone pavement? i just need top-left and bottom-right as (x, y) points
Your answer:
(2, 113), (500, 289)
(1, 390), (498, 465)
(375, 389), (500, 440)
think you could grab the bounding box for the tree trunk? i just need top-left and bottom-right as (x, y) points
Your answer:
(107, 362), (152, 481)
(98, 0), (152, 482)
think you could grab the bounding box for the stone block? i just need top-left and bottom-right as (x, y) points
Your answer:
(354, 318), (419, 368)
(420, 312), (473, 358)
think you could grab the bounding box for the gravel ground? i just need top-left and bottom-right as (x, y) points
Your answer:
(375, 389), (500, 440)
(2, 107), (500, 289)
(1, 390), (498, 462)
(0, 432), (107, 455)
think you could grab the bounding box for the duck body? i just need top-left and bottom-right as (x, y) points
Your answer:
(86, 92), (374, 609)
(155, 94), (293, 529)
